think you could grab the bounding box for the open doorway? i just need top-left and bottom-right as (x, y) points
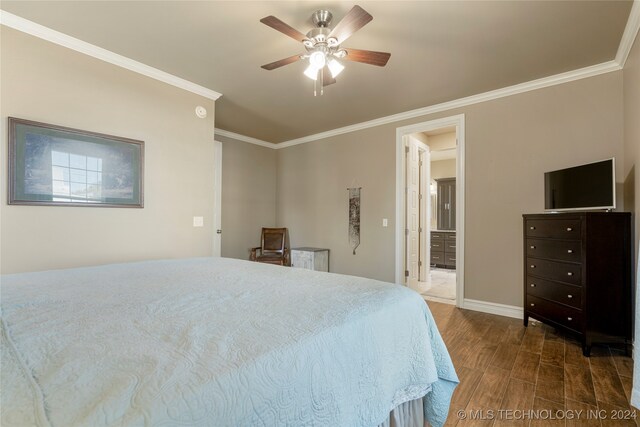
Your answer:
(395, 115), (465, 308)
(417, 128), (457, 303)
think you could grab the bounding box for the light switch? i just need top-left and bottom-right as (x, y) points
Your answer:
(193, 216), (204, 227)
(382, 218), (388, 227)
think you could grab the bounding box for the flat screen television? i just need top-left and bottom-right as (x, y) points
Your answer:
(544, 158), (616, 211)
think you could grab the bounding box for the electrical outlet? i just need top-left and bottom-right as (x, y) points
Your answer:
(382, 218), (388, 227)
(193, 216), (204, 227)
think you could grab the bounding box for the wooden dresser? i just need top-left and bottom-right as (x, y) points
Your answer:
(523, 212), (632, 356)
(431, 231), (456, 269)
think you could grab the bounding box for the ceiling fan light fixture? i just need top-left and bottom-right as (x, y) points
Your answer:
(327, 59), (344, 78)
(260, 6), (390, 95)
(309, 51), (326, 69)
(304, 64), (319, 80)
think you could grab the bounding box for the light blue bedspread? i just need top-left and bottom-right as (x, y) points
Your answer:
(1, 257), (458, 427)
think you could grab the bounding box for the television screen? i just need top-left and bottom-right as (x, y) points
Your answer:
(544, 159), (615, 211)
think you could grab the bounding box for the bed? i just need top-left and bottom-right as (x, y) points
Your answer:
(1, 257), (458, 427)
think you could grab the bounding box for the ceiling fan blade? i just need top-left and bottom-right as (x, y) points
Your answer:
(261, 54), (303, 70)
(342, 48), (391, 67)
(327, 6), (373, 45)
(322, 66), (336, 86)
(260, 16), (309, 43)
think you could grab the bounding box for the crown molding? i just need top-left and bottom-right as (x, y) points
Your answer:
(215, 59), (621, 150)
(214, 128), (275, 149)
(3, 5), (634, 148)
(275, 60), (621, 148)
(616, 0), (640, 67)
(220, 0), (640, 149)
(0, 11), (222, 101)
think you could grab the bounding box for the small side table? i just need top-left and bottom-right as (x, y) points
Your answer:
(291, 247), (330, 272)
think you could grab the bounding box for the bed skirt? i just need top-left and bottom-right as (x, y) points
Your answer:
(378, 397), (425, 427)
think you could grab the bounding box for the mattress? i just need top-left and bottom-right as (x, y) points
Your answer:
(1, 257), (458, 426)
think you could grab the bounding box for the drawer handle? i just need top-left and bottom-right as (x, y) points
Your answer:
(433, 256), (440, 259)
(530, 283), (536, 287)
(567, 272), (573, 276)
(567, 317), (573, 321)
(530, 226), (536, 230)
(530, 245), (536, 249)
(530, 265), (536, 268)
(567, 249), (573, 254)
(566, 227), (573, 231)
(450, 258), (456, 261)
(530, 303), (535, 307)
(567, 294), (573, 299)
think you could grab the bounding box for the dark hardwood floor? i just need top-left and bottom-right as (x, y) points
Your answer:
(426, 301), (637, 427)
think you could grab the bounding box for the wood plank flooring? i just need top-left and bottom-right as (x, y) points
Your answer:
(426, 301), (637, 427)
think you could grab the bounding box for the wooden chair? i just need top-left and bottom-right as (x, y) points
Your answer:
(250, 228), (290, 266)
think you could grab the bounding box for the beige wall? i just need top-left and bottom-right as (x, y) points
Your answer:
(277, 71), (624, 305)
(1, 28), (216, 274)
(277, 126), (395, 281)
(431, 159), (457, 180)
(216, 134), (277, 260)
(426, 132), (457, 151)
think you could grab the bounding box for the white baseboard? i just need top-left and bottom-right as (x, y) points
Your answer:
(632, 388), (640, 410)
(462, 298), (523, 319)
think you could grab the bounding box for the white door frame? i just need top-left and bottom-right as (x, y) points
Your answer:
(213, 141), (222, 257)
(395, 114), (465, 308)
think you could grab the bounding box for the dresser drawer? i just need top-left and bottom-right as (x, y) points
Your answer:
(430, 240), (445, 251)
(431, 251), (445, 264)
(526, 219), (581, 239)
(431, 232), (445, 240)
(527, 257), (582, 285)
(527, 295), (582, 332)
(526, 238), (582, 263)
(527, 276), (582, 309)
(445, 254), (456, 267)
(445, 240), (456, 253)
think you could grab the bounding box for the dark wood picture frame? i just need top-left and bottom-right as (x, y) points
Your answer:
(8, 117), (144, 208)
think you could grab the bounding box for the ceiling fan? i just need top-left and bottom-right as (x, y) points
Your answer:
(260, 5), (391, 96)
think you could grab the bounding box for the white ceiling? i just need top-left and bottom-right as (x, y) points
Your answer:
(1, 1), (633, 143)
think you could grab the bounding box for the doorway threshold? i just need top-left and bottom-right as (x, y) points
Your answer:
(422, 295), (456, 306)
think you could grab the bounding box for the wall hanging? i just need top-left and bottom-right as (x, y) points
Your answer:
(9, 117), (144, 208)
(348, 187), (361, 254)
